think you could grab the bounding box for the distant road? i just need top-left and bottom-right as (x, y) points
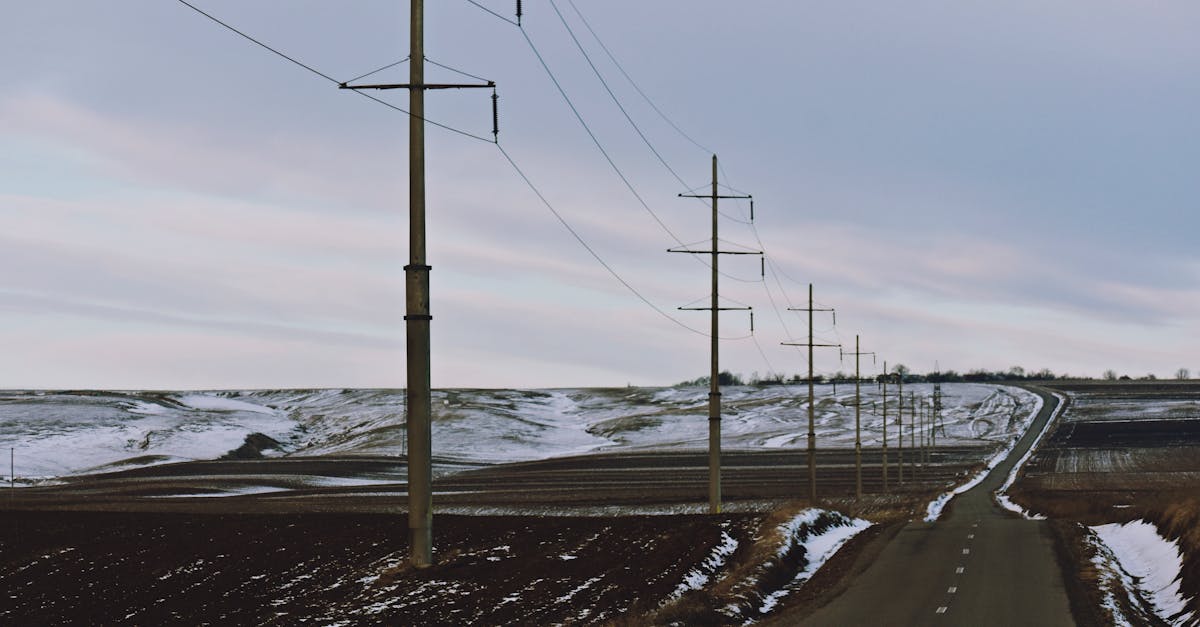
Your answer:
(791, 387), (1074, 626)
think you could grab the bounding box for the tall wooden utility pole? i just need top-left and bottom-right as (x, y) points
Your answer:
(842, 336), (874, 500)
(340, 0), (494, 567)
(672, 155), (759, 514)
(782, 286), (837, 503)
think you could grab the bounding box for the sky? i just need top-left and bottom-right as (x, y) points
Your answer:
(2, 1), (1198, 389)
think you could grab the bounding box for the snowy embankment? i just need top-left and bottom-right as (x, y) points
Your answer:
(1089, 520), (1196, 626)
(754, 510), (872, 616)
(659, 508), (871, 623)
(923, 389), (1050, 522)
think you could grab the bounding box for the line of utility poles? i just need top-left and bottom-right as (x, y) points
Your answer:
(671, 155), (760, 514)
(781, 285), (837, 503)
(842, 336), (875, 500)
(358, 2), (945, 557)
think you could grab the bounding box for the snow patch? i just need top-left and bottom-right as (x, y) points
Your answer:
(670, 526), (739, 600)
(175, 394), (277, 414)
(757, 510), (872, 615)
(1092, 520), (1195, 626)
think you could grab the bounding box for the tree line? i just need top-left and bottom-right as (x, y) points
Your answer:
(678, 365), (1196, 387)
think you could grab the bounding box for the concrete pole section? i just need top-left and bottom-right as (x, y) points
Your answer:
(854, 335), (862, 500)
(897, 374), (904, 484)
(881, 360), (888, 493)
(708, 154), (722, 514)
(807, 284), (816, 504)
(406, 0), (434, 569)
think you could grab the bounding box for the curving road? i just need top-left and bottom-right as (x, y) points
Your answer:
(794, 387), (1073, 626)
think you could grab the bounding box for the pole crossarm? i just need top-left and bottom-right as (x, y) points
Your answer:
(680, 306), (752, 311)
(668, 247), (762, 255)
(339, 81), (494, 90)
(678, 193), (752, 199)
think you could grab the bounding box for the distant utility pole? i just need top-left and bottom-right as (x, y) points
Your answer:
(842, 336), (875, 500)
(881, 360), (889, 493)
(909, 391), (917, 479)
(933, 379), (946, 439)
(672, 155), (760, 514)
(920, 396), (929, 469)
(782, 285), (837, 503)
(339, 0), (495, 568)
(896, 372), (904, 485)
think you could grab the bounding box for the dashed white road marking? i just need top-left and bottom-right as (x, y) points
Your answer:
(936, 606), (949, 614)
(948, 587), (958, 594)
(962, 548), (970, 555)
(967, 534), (975, 539)
(955, 566), (965, 574)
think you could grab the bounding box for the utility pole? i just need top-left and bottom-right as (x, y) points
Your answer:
(896, 371), (903, 485)
(881, 360), (888, 493)
(920, 396), (928, 469)
(339, 0), (495, 568)
(782, 285), (836, 503)
(672, 155), (759, 514)
(909, 391), (917, 480)
(842, 336), (875, 500)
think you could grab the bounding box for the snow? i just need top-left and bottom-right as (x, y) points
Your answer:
(670, 526), (739, 600)
(1092, 520), (1195, 626)
(0, 384), (1039, 488)
(176, 394), (277, 414)
(757, 510), (872, 614)
(923, 391), (1047, 522)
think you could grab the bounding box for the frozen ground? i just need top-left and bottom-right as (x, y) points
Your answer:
(0, 383), (1037, 485)
(1066, 393), (1200, 423)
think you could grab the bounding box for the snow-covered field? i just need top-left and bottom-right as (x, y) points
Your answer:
(0, 383), (1037, 484)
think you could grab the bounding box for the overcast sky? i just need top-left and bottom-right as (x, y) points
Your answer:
(2, 1), (1198, 389)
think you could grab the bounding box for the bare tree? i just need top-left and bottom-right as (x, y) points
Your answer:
(1103, 369), (1118, 381)
(1177, 368), (1191, 380)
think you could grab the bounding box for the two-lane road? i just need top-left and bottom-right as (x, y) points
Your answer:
(796, 387), (1073, 626)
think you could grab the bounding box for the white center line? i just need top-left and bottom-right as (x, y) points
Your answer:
(936, 606), (949, 614)
(948, 586), (958, 594)
(955, 566), (965, 574)
(962, 548), (970, 555)
(967, 534), (975, 539)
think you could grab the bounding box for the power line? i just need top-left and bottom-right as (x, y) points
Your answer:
(176, 0), (492, 143)
(551, 0), (833, 381)
(565, 0), (712, 156)
(177, 0), (339, 83)
(464, 0), (520, 27)
(426, 57), (493, 83)
(516, 20), (761, 283)
(554, 1), (749, 226)
(344, 57), (409, 85)
(496, 143), (750, 341)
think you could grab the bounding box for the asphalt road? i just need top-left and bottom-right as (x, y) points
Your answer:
(796, 387), (1074, 626)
